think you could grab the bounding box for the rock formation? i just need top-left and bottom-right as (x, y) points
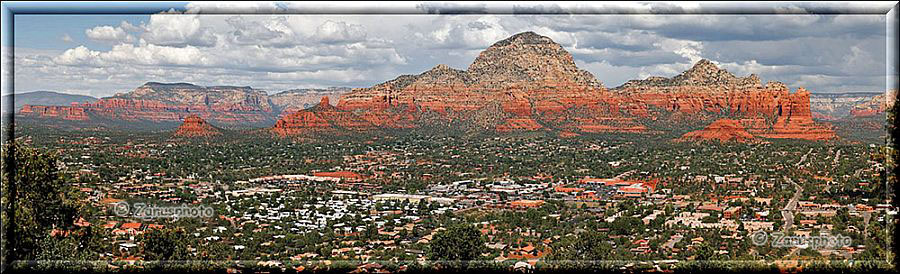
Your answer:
(613, 60), (836, 140)
(19, 31), (840, 142)
(17, 83), (355, 128)
(681, 119), (755, 142)
(849, 90), (896, 117)
(272, 96), (382, 136)
(174, 115), (221, 137)
(330, 31), (646, 134)
(269, 87), (350, 117)
(19, 104), (89, 120)
(809, 92), (884, 120)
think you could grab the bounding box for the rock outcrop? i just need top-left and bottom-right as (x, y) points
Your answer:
(681, 119), (755, 142)
(809, 92), (883, 120)
(272, 96), (380, 136)
(174, 115), (221, 137)
(272, 32), (837, 140)
(613, 61), (836, 141)
(19, 104), (89, 120)
(269, 87), (350, 117)
(329, 31), (646, 134)
(17, 82), (352, 128)
(740, 88), (836, 140)
(19, 31), (839, 142)
(849, 90), (896, 117)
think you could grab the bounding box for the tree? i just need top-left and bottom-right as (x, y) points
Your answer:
(693, 242), (716, 261)
(1, 141), (88, 264)
(428, 223), (484, 266)
(141, 228), (190, 261)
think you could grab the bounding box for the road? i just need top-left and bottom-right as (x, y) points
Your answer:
(614, 170), (636, 180)
(781, 176), (802, 233)
(862, 211), (872, 238)
(833, 149), (841, 166)
(796, 148), (813, 167)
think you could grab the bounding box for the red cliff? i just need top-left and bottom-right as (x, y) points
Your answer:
(19, 104), (88, 120)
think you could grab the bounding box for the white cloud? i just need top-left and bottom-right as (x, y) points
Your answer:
(11, 13), (890, 96)
(141, 14), (217, 47)
(85, 25), (134, 43)
(315, 20), (367, 44)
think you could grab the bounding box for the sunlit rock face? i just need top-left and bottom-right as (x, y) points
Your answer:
(681, 119), (755, 142)
(295, 32), (834, 140)
(19, 82), (279, 127)
(17, 31), (838, 141)
(174, 115), (222, 137)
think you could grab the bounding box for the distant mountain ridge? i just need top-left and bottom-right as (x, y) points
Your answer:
(809, 91), (892, 120)
(2, 91), (98, 114)
(17, 83), (351, 128)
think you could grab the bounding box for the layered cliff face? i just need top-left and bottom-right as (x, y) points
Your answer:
(93, 82), (275, 126)
(745, 88), (836, 140)
(809, 92), (883, 120)
(19, 104), (89, 121)
(272, 96), (384, 136)
(18, 82), (285, 127)
(332, 31), (646, 134)
(849, 90), (896, 117)
(174, 115), (221, 137)
(275, 31), (837, 140)
(612, 60), (835, 140)
(19, 31), (838, 141)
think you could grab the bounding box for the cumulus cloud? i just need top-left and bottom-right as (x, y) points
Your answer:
(315, 20), (367, 44)
(141, 14), (217, 47)
(85, 25), (135, 43)
(11, 12), (890, 96)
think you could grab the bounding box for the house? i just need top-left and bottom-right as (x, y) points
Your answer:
(313, 171), (366, 182)
(724, 207), (741, 219)
(697, 205), (724, 212)
(508, 200), (545, 209)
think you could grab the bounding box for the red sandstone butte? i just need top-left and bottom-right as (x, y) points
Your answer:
(681, 119), (755, 142)
(312, 31), (648, 135)
(174, 115), (221, 137)
(272, 96), (381, 136)
(17, 31), (842, 142)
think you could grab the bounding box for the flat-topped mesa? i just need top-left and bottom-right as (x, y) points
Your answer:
(114, 82), (271, 112)
(467, 31), (602, 90)
(174, 115), (221, 137)
(59, 82), (277, 126)
(850, 89), (896, 117)
(19, 104), (89, 120)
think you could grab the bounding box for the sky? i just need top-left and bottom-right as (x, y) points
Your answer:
(1, 2), (895, 97)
